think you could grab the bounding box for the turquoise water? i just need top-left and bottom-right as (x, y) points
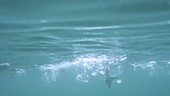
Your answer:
(0, 0), (170, 96)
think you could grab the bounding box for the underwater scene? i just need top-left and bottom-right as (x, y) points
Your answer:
(0, 0), (170, 96)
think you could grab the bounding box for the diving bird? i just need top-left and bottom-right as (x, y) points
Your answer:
(103, 67), (118, 88)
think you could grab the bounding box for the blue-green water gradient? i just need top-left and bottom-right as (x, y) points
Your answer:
(0, 0), (170, 96)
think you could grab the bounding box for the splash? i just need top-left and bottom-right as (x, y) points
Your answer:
(40, 54), (127, 83)
(13, 68), (26, 77)
(114, 79), (122, 84)
(130, 60), (170, 76)
(76, 74), (89, 83)
(0, 63), (10, 71)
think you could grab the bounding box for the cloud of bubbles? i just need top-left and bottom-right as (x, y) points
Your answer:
(40, 53), (127, 83)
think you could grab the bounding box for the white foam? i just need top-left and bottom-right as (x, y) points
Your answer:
(76, 74), (89, 83)
(0, 63), (10, 71)
(40, 54), (126, 83)
(116, 79), (122, 84)
(14, 68), (26, 76)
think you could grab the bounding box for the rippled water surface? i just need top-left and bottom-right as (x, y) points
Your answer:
(0, 0), (170, 96)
